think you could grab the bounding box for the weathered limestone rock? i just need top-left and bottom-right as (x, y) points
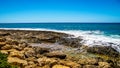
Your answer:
(98, 62), (111, 68)
(83, 65), (97, 68)
(24, 50), (36, 58)
(59, 60), (81, 68)
(44, 51), (66, 59)
(0, 42), (6, 47)
(0, 32), (10, 36)
(34, 47), (50, 54)
(0, 38), (6, 42)
(37, 57), (57, 67)
(1, 44), (12, 50)
(12, 45), (23, 51)
(8, 57), (28, 66)
(52, 65), (70, 68)
(78, 58), (97, 65)
(87, 46), (120, 57)
(9, 50), (24, 59)
(0, 50), (8, 54)
(6, 40), (19, 45)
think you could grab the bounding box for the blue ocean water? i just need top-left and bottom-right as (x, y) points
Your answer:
(0, 23), (120, 37)
(0, 23), (120, 52)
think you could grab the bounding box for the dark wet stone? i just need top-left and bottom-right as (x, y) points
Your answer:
(87, 46), (120, 57)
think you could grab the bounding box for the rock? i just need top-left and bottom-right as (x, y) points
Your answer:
(52, 65), (70, 68)
(37, 57), (57, 67)
(12, 45), (23, 51)
(83, 65), (97, 68)
(24, 64), (37, 68)
(44, 51), (66, 59)
(24, 49), (36, 58)
(0, 38), (6, 42)
(87, 46), (120, 57)
(59, 37), (83, 47)
(98, 62), (111, 68)
(0, 42), (6, 47)
(9, 50), (24, 59)
(78, 58), (97, 65)
(7, 57), (28, 66)
(34, 47), (50, 54)
(0, 50), (8, 54)
(1, 44), (12, 50)
(0, 32), (10, 36)
(59, 60), (81, 68)
(6, 40), (19, 45)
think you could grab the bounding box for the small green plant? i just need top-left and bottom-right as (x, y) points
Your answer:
(0, 52), (17, 68)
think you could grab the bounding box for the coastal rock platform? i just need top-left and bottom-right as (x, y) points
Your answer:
(0, 29), (120, 68)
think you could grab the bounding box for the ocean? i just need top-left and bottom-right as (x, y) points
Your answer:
(0, 23), (120, 52)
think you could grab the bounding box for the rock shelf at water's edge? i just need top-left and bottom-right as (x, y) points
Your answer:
(0, 29), (120, 68)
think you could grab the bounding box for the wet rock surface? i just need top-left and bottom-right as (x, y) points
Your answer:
(87, 45), (120, 57)
(0, 29), (119, 68)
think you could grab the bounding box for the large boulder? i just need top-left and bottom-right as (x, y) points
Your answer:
(87, 46), (120, 57)
(44, 51), (66, 59)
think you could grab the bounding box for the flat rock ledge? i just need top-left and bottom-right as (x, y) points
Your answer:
(0, 30), (120, 68)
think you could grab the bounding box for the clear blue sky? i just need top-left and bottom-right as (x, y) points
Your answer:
(0, 0), (120, 23)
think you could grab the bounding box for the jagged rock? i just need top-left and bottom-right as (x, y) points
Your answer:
(83, 65), (97, 68)
(98, 62), (111, 68)
(59, 37), (83, 47)
(34, 47), (50, 54)
(0, 32), (10, 36)
(24, 64), (38, 68)
(78, 58), (98, 65)
(52, 65), (70, 68)
(8, 57), (28, 66)
(37, 57), (57, 67)
(87, 46), (120, 57)
(44, 51), (66, 59)
(6, 40), (19, 45)
(0, 50), (8, 54)
(0, 42), (6, 47)
(0, 38), (6, 42)
(12, 45), (23, 51)
(24, 49), (36, 58)
(9, 50), (24, 59)
(1, 44), (12, 50)
(59, 60), (81, 68)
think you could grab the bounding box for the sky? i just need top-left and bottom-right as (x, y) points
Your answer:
(0, 0), (120, 23)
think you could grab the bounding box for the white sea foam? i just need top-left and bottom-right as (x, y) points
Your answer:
(0, 28), (120, 52)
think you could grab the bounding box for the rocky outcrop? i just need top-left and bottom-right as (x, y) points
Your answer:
(87, 46), (120, 57)
(44, 51), (66, 59)
(0, 30), (118, 68)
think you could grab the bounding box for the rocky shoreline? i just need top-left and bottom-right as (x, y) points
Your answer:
(0, 29), (120, 68)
